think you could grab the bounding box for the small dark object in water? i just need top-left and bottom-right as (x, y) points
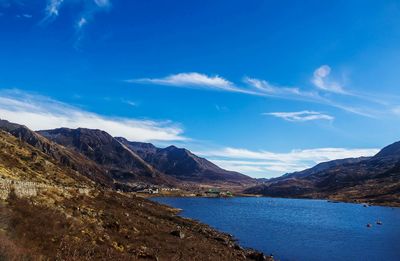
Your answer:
(363, 204), (369, 208)
(376, 220), (383, 225)
(366, 223), (372, 228)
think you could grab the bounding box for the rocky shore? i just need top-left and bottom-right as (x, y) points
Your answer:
(0, 187), (273, 260)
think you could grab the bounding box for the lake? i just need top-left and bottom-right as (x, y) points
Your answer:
(152, 197), (400, 261)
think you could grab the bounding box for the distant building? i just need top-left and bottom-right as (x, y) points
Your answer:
(205, 188), (220, 197)
(160, 187), (180, 192)
(138, 188), (159, 194)
(204, 189), (233, 198)
(220, 191), (233, 197)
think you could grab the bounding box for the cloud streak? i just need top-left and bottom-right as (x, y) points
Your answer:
(46, 0), (64, 17)
(130, 67), (399, 119)
(130, 72), (259, 95)
(243, 77), (319, 99)
(264, 111), (334, 122)
(0, 90), (187, 142)
(198, 146), (380, 178)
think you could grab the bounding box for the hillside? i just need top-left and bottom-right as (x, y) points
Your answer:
(38, 128), (177, 187)
(117, 138), (255, 186)
(0, 120), (114, 188)
(244, 143), (400, 206)
(0, 121), (271, 260)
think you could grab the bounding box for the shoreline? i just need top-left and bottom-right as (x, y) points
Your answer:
(145, 191), (400, 208)
(149, 197), (275, 261)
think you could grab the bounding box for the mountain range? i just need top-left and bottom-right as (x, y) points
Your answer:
(116, 137), (253, 185)
(1, 118), (399, 206)
(244, 142), (400, 206)
(0, 120), (255, 191)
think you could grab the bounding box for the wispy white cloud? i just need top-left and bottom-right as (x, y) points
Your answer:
(77, 17), (87, 28)
(0, 90), (187, 142)
(72, 0), (112, 48)
(198, 146), (379, 178)
(311, 65), (345, 94)
(47, 0), (63, 16)
(122, 99), (138, 107)
(130, 72), (259, 95)
(42, 0), (64, 22)
(134, 72), (233, 89)
(264, 111), (334, 122)
(201, 147), (379, 161)
(131, 66), (400, 119)
(243, 77), (317, 98)
(41, 0), (111, 33)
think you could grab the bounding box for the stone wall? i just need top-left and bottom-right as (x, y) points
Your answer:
(0, 178), (38, 200)
(0, 177), (91, 200)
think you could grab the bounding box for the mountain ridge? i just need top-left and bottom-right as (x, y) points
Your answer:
(244, 142), (400, 206)
(116, 137), (255, 185)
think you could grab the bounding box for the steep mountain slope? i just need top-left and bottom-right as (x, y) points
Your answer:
(0, 120), (113, 187)
(0, 122), (270, 261)
(244, 142), (400, 206)
(117, 138), (255, 185)
(38, 128), (176, 186)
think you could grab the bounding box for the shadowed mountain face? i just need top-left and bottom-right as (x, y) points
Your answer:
(38, 128), (175, 186)
(244, 143), (400, 206)
(37, 127), (253, 187)
(117, 138), (255, 185)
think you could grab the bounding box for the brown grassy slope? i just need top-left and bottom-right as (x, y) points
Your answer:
(0, 119), (113, 188)
(0, 129), (271, 260)
(0, 129), (92, 187)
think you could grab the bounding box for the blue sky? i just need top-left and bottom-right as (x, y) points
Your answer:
(1, 0), (400, 177)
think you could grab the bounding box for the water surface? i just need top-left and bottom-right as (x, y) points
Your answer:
(152, 197), (400, 261)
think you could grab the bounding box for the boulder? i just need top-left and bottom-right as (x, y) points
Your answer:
(170, 230), (185, 239)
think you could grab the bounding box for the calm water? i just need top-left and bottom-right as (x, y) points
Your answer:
(152, 197), (400, 261)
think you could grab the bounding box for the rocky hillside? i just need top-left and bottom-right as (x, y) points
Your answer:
(117, 138), (255, 185)
(0, 120), (113, 187)
(0, 121), (271, 260)
(244, 142), (400, 206)
(38, 128), (176, 186)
